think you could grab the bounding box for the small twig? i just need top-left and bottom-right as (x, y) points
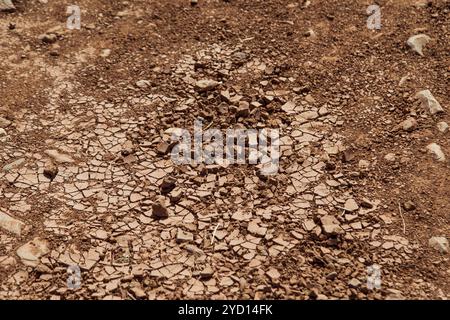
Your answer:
(211, 222), (221, 245)
(204, 121), (214, 130)
(398, 202), (406, 234)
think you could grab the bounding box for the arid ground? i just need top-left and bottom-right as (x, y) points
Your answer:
(0, 0), (449, 299)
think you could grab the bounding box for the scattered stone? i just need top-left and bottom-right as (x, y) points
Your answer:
(303, 219), (316, 232)
(415, 90), (444, 115)
(266, 268), (281, 280)
(384, 153), (396, 162)
(44, 149), (75, 163)
(426, 143), (446, 162)
(100, 49), (111, 57)
(94, 229), (108, 240)
(16, 238), (49, 267)
(428, 237), (448, 254)
(318, 105), (329, 116)
(121, 140), (135, 156)
(195, 79), (220, 92)
(183, 244), (205, 257)
(344, 199), (359, 212)
(247, 220), (267, 237)
(176, 229), (194, 243)
(320, 215), (344, 235)
(304, 28), (316, 38)
(130, 283), (147, 299)
(407, 34), (431, 56)
(314, 183), (330, 197)
(136, 80), (151, 88)
(169, 189), (183, 204)
(156, 141), (176, 155)
(342, 149), (355, 162)
(160, 177), (176, 194)
(200, 265), (214, 279)
(12, 270), (28, 284)
(360, 198), (374, 209)
(0, 0), (15, 12)
(258, 163), (279, 176)
(233, 51), (247, 60)
(298, 111), (319, 121)
(385, 288), (405, 300)
(403, 200), (416, 211)
(400, 117), (418, 132)
(38, 33), (58, 44)
(0, 211), (26, 235)
(348, 278), (361, 288)
(2, 158), (25, 172)
(358, 160), (370, 170)
(231, 210), (252, 221)
(0, 256), (16, 268)
(43, 160), (58, 180)
(437, 122), (448, 133)
(0, 128), (6, 138)
(305, 94), (315, 104)
(281, 101), (296, 114)
(151, 196), (169, 219)
(236, 101), (250, 118)
(0, 116), (11, 128)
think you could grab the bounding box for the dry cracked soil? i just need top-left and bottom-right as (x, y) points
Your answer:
(0, 0), (449, 300)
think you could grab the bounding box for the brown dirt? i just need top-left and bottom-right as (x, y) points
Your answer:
(0, 0), (449, 300)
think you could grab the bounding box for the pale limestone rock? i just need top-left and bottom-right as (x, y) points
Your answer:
(415, 90), (444, 115)
(407, 34), (431, 56)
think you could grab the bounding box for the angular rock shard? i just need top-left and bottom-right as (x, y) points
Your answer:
(426, 143), (446, 162)
(16, 238), (49, 267)
(0, 211), (25, 236)
(429, 237), (449, 254)
(151, 196), (169, 219)
(415, 90), (444, 115)
(44, 149), (75, 163)
(407, 34), (431, 56)
(320, 215), (344, 235)
(194, 79), (220, 92)
(0, 0), (15, 12)
(437, 122), (448, 133)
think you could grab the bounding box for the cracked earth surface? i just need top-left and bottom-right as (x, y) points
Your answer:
(0, 0), (449, 299)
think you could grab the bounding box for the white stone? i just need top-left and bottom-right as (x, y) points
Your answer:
(320, 215), (344, 235)
(407, 34), (431, 56)
(0, 211), (25, 235)
(384, 153), (396, 162)
(44, 149), (75, 163)
(16, 238), (50, 266)
(136, 80), (151, 88)
(281, 101), (296, 114)
(437, 122), (448, 133)
(0, 0), (15, 11)
(100, 49), (111, 57)
(426, 143), (446, 162)
(415, 90), (444, 115)
(400, 117), (417, 132)
(344, 199), (359, 212)
(0, 116), (11, 128)
(429, 237), (448, 254)
(195, 79), (220, 92)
